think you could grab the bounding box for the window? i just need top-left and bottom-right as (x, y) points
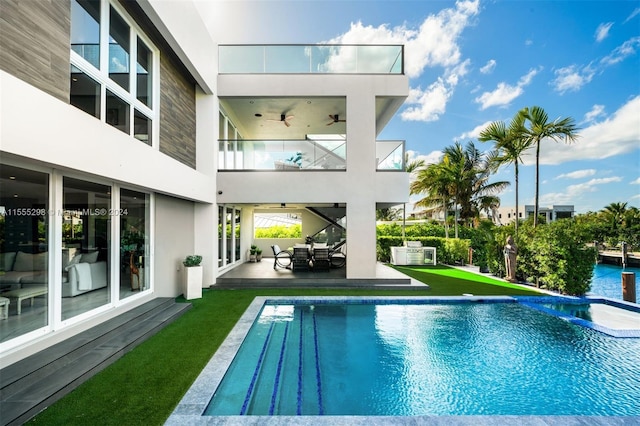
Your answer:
(120, 189), (150, 299)
(62, 177), (111, 321)
(70, 0), (156, 145)
(0, 165), (50, 344)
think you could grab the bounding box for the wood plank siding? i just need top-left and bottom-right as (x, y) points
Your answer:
(0, 0), (71, 103)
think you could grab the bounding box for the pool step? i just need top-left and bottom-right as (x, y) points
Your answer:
(0, 298), (191, 426)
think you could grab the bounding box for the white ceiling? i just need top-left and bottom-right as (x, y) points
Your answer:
(220, 97), (347, 140)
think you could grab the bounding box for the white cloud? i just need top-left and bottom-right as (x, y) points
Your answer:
(624, 8), (640, 24)
(326, 1), (479, 123)
(601, 36), (640, 65)
(525, 39), (533, 46)
(402, 79), (452, 121)
(551, 64), (596, 93)
(326, 0), (479, 79)
(540, 177), (623, 205)
(456, 120), (494, 140)
(535, 95), (640, 165)
(480, 59), (496, 74)
(407, 149), (443, 166)
(474, 68), (540, 110)
(631, 177), (640, 185)
(595, 22), (613, 42)
(555, 169), (597, 180)
(583, 104), (606, 123)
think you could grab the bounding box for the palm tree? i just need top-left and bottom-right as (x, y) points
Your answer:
(521, 106), (579, 227)
(478, 110), (531, 236)
(410, 162), (453, 238)
(602, 202), (628, 233)
(448, 141), (510, 228)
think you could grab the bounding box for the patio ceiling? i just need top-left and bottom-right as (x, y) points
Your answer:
(219, 96), (400, 140)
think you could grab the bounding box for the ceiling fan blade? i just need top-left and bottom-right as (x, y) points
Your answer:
(326, 121), (334, 126)
(284, 120), (291, 127)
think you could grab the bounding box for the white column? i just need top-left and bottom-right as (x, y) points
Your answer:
(194, 88), (216, 286)
(345, 91), (377, 278)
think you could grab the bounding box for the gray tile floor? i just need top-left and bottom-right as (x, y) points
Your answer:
(215, 259), (427, 287)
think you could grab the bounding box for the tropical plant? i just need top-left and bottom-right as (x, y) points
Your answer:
(410, 161), (454, 238)
(182, 255), (202, 267)
(602, 202), (628, 233)
(478, 110), (531, 236)
(529, 219), (596, 295)
(521, 106), (580, 227)
(441, 141), (509, 230)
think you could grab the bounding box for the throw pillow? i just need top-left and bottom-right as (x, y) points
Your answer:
(81, 251), (99, 263)
(0, 252), (17, 271)
(64, 254), (83, 271)
(13, 251), (48, 272)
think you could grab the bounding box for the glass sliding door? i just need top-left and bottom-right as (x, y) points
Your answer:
(225, 207), (233, 265)
(120, 189), (150, 298)
(0, 165), (49, 343)
(61, 177), (110, 320)
(218, 206), (223, 267)
(234, 209), (241, 262)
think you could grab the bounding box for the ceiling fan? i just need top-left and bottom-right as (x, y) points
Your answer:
(327, 114), (346, 126)
(267, 114), (294, 127)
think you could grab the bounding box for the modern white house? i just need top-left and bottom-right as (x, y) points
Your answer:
(0, 0), (409, 366)
(493, 205), (575, 225)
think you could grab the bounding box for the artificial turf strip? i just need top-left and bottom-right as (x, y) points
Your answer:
(391, 264), (542, 296)
(28, 269), (542, 425)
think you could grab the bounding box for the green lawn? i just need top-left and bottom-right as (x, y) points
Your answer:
(29, 265), (542, 425)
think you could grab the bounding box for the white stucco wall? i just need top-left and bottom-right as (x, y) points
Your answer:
(0, 72), (215, 203)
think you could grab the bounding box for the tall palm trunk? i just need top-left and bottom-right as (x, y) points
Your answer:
(534, 140), (541, 227)
(514, 160), (519, 236)
(443, 200), (449, 238)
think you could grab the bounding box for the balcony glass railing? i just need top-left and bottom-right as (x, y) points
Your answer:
(218, 139), (347, 170)
(219, 44), (404, 74)
(376, 140), (405, 170)
(218, 139), (405, 171)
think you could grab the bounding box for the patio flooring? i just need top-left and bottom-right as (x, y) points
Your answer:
(214, 259), (427, 288)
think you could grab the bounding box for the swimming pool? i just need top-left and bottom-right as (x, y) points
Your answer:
(169, 296), (640, 423)
(589, 263), (640, 300)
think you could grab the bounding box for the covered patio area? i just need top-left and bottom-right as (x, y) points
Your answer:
(214, 260), (426, 288)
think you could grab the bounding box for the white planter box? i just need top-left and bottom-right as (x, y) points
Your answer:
(183, 266), (203, 300)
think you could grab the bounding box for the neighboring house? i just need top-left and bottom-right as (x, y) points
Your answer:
(0, 0), (409, 365)
(493, 205), (574, 225)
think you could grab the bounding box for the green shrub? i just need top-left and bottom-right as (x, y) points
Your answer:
(529, 219), (596, 295)
(376, 235), (468, 265)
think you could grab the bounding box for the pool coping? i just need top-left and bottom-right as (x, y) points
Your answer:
(166, 295), (640, 425)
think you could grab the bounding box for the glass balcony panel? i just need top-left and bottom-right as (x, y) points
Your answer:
(219, 44), (403, 74)
(219, 45), (264, 73)
(265, 46), (310, 73)
(376, 140), (405, 170)
(218, 139), (347, 170)
(356, 45), (403, 73)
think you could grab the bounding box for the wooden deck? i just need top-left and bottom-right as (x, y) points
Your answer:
(0, 298), (191, 426)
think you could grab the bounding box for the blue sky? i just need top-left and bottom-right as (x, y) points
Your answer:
(203, 0), (640, 214)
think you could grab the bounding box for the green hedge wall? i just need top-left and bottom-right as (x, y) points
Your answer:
(377, 236), (470, 265)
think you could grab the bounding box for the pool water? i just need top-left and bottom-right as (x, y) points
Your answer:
(589, 263), (640, 300)
(538, 301), (640, 330)
(205, 301), (640, 416)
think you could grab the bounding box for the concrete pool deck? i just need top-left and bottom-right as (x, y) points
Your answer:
(166, 295), (640, 425)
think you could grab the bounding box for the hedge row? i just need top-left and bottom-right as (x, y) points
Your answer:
(377, 236), (470, 265)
